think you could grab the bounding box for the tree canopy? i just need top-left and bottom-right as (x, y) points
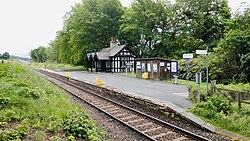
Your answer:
(48, 0), (124, 65)
(211, 7), (250, 83)
(1, 52), (10, 60)
(31, 0), (250, 83)
(30, 46), (47, 63)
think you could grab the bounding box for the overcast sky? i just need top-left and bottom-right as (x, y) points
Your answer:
(0, 0), (249, 57)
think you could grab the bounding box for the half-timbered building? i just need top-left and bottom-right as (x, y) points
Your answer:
(86, 38), (136, 73)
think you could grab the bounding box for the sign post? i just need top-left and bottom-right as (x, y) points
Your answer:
(196, 72), (203, 103)
(196, 49), (208, 93)
(183, 54), (193, 81)
(196, 73), (200, 103)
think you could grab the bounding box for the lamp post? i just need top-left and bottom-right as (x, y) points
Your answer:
(196, 48), (208, 93)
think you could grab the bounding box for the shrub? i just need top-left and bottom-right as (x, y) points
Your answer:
(0, 119), (29, 141)
(191, 95), (250, 137)
(66, 135), (75, 141)
(0, 94), (9, 109)
(47, 116), (62, 133)
(63, 110), (102, 141)
(192, 95), (232, 117)
(18, 87), (40, 99)
(50, 136), (63, 141)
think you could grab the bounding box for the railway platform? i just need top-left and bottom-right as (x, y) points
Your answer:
(54, 71), (193, 109)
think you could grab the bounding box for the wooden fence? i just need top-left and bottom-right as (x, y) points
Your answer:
(210, 80), (250, 108)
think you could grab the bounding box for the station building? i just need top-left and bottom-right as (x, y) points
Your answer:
(86, 38), (136, 73)
(135, 58), (172, 81)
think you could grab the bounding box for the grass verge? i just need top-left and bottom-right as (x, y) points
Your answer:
(0, 61), (105, 140)
(29, 62), (85, 70)
(189, 95), (250, 138)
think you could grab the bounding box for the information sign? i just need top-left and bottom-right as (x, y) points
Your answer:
(196, 50), (207, 55)
(153, 64), (157, 72)
(160, 62), (165, 66)
(170, 61), (178, 74)
(147, 63), (151, 72)
(183, 54), (193, 59)
(142, 63), (146, 72)
(137, 61), (141, 69)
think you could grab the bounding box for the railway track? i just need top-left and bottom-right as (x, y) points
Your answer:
(39, 70), (210, 141)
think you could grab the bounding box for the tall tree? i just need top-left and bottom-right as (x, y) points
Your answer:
(2, 52), (10, 60)
(120, 0), (173, 58)
(50, 0), (124, 65)
(30, 46), (47, 63)
(173, 0), (231, 52)
(211, 7), (250, 83)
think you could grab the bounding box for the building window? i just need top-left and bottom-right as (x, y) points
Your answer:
(97, 62), (101, 68)
(106, 61), (110, 68)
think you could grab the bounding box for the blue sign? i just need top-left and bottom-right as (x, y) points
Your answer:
(170, 61), (178, 74)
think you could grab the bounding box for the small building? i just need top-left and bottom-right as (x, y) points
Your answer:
(135, 58), (172, 80)
(86, 38), (136, 73)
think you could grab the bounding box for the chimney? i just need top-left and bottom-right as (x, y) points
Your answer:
(110, 37), (117, 47)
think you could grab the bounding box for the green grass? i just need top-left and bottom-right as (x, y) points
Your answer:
(190, 96), (250, 138)
(168, 79), (209, 90)
(217, 83), (250, 93)
(29, 62), (85, 70)
(0, 61), (105, 140)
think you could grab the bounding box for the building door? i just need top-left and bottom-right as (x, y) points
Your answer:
(101, 61), (106, 72)
(159, 66), (166, 80)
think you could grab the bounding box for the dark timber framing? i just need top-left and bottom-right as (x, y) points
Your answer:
(86, 44), (136, 73)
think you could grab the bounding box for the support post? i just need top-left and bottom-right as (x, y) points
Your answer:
(196, 73), (201, 103)
(206, 46), (208, 93)
(91, 61), (93, 72)
(186, 60), (190, 81)
(238, 93), (241, 108)
(210, 80), (216, 96)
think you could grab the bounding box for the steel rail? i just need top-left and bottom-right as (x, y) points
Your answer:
(40, 70), (210, 141)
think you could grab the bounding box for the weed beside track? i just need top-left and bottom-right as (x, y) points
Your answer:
(0, 61), (105, 140)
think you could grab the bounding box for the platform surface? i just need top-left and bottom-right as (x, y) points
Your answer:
(55, 71), (194, 109)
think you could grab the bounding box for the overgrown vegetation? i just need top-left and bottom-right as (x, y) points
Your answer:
(0, 61), (105, 140)
(191, 95), (250, 138)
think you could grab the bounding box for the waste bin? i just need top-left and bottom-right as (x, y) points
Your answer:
(142, 72), (149, 79)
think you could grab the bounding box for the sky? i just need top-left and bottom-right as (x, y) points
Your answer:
(0, 0), (249, 58)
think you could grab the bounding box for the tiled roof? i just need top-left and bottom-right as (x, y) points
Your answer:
(87, 44), (126, 60)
